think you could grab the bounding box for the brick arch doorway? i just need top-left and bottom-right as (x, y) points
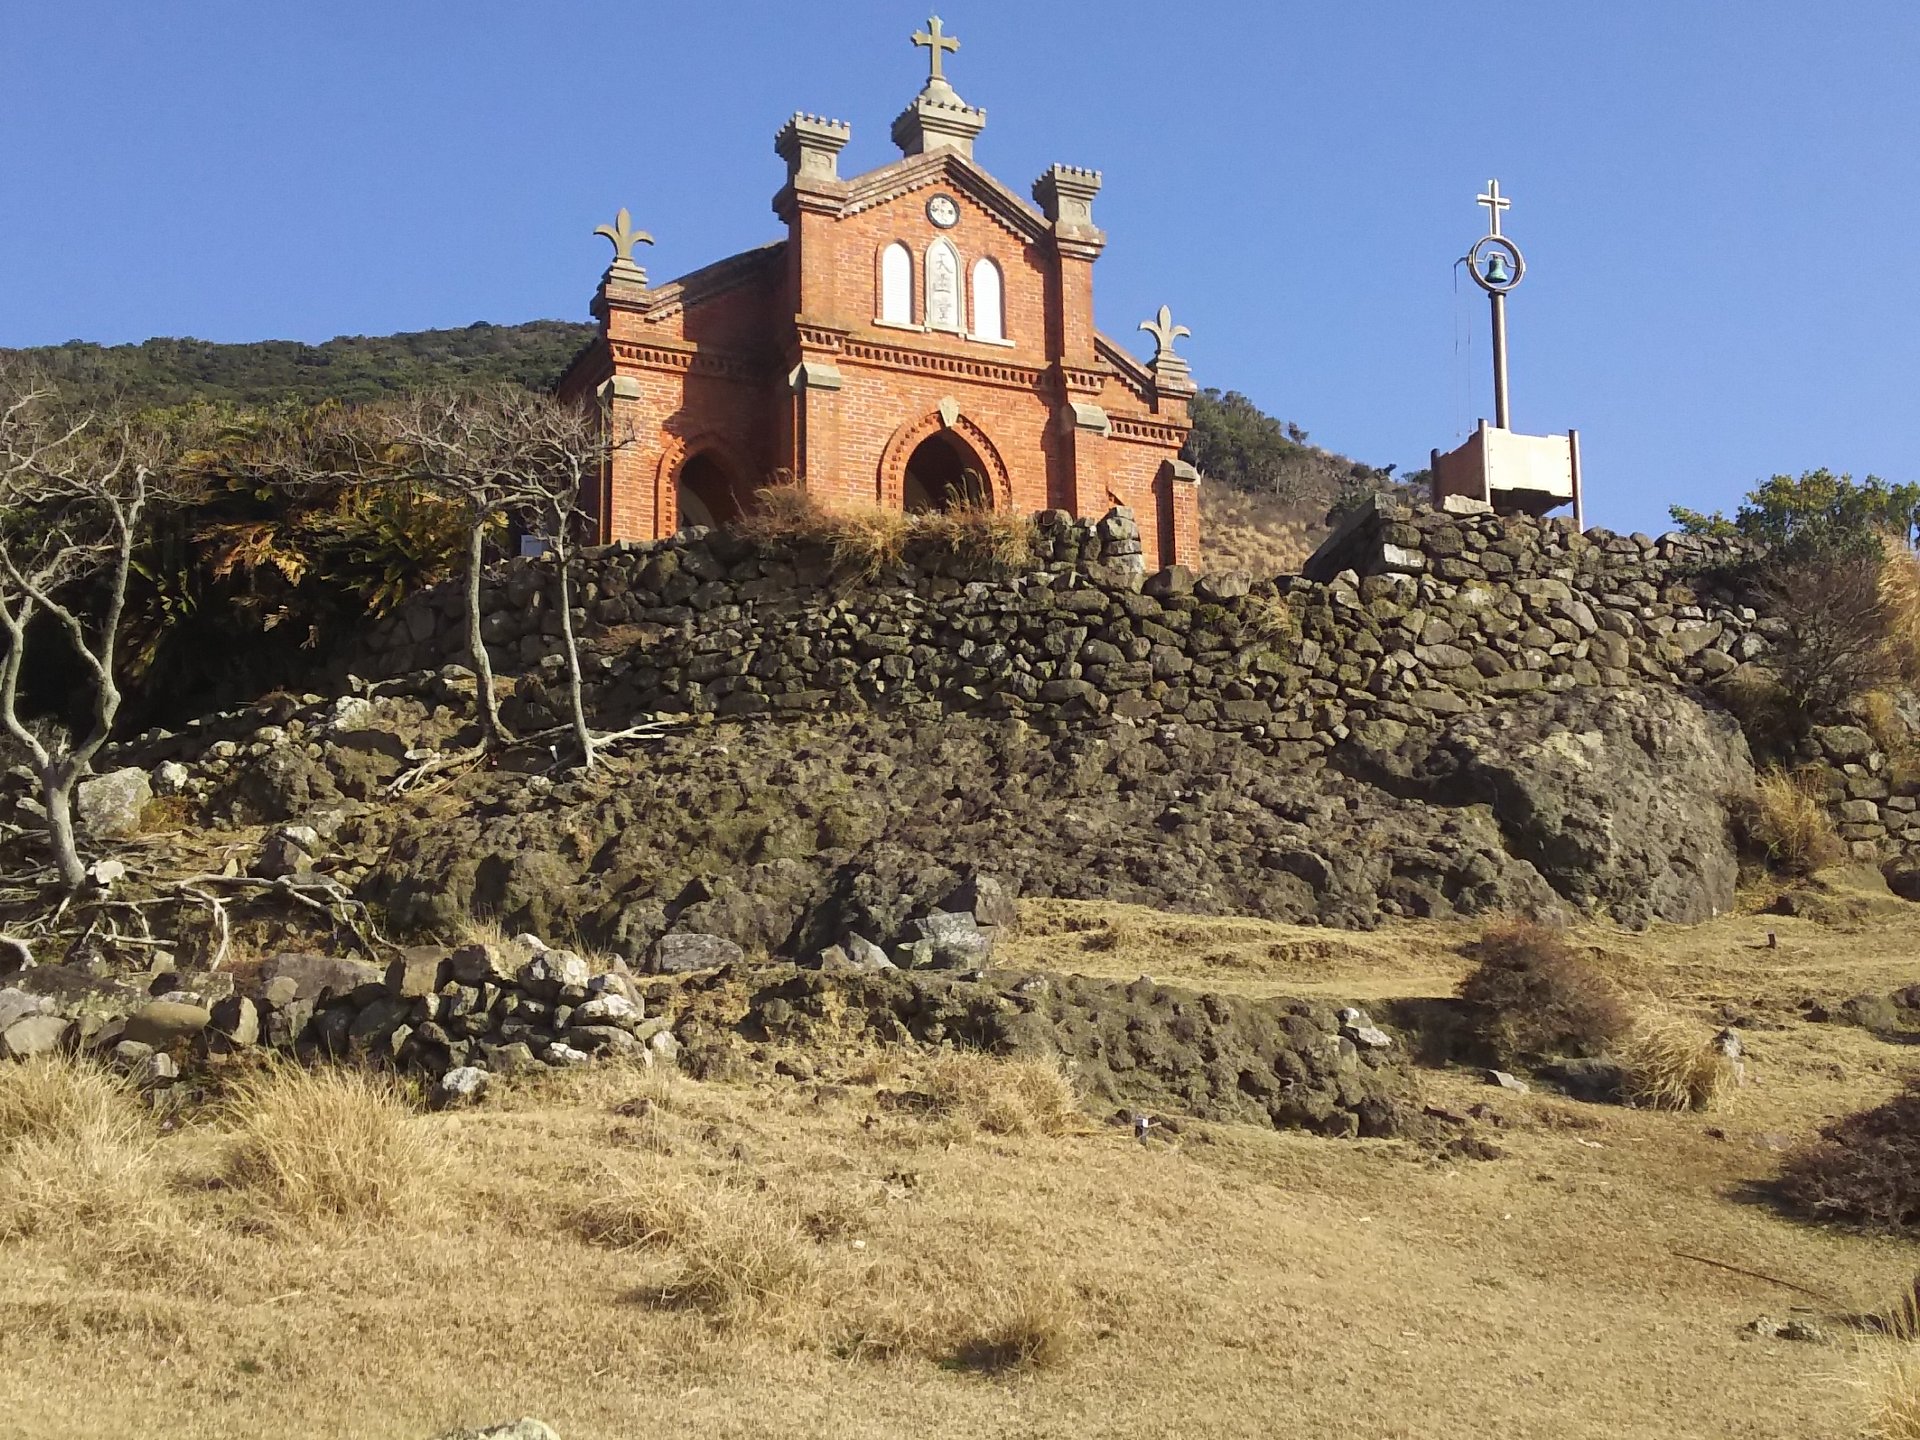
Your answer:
(902, 430), (991, 513)
(675, 450), (755, 532)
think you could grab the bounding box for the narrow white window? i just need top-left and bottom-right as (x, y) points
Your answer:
(925, 238), (962, 332)
(970, 258), (1004, 341)
(880, 242), (912, 324)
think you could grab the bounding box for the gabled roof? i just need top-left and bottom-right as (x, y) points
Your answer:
(839, 149), (1052, 243)
(1095, 332), (1156, 403)
(639, 241), (787, 322)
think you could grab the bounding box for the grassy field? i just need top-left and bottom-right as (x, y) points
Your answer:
(3, 898), (1919, 1440)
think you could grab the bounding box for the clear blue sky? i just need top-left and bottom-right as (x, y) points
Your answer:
(6, 1), (1917, 532)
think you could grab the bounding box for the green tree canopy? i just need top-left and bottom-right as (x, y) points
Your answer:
(1672, 469), (1920, 561)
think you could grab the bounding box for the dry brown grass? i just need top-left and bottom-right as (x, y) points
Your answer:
(16, 904), (1920, 1436)
(652, 1183), (822, 1331)
(1880, 544), (1920, 686)
(220, 1063), (443, 1229)
(1458, 920), (1633, 1063)
(1197, 483), (1321, 576)
(1736, 767), (1847, 876)
(733, 484), (1034, 582)
(1777, 1074), (1920, 1233)
(1615, 1016), (1741, 1112)
(1239, 590), (1298, 645)
(843, 1257), (1083, 1373)
(1865, 1355), (1920, 1440)
(919, 1052), (1082, 1137)
(0, 1057), (172, 1245)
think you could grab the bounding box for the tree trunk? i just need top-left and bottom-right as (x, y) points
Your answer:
(464, 521), (507, 744)
(552, 546), (596, 769)
(40, 767), (86, 893)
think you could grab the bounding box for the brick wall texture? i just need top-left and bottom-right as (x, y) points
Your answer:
(556, 141), (1198, 569)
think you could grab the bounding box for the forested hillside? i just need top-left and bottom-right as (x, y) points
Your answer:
(3, 321), (596, 410)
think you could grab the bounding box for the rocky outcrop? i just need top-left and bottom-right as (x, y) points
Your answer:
(744, 966), (1412, 1138)
(1341, 687), (1753, 925)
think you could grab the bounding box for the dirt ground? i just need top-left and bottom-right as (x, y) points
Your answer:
(4, 895), (1919, 1440)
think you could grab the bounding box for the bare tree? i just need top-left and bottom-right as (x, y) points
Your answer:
(380, 386), (653, 772)
(483, 388), (634, 770)
(0, 373), (171, 891)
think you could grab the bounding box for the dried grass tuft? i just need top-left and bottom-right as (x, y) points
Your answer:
(1778, 1074), (1920, 1233)
(733, 484), (1035, 581)
(920, 1053), (1081, 1137)
(841, 1257), (1083, 1372)
(1880, 545), (1920, 688)
(1615, 1017), (1741, 1112)
(1864, 1353), (1920, 1440)
(1458, 920), (1633, 1064)
(220, 1063), (443, 1229)
(588, 1166), (822, 1330)
(1734, 768), (1846, 876)
(1240, 592), (1299, 645)
(0, 1057), (172, 1245)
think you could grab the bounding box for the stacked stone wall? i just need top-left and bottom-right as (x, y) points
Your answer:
(348, 501), (1920, 864)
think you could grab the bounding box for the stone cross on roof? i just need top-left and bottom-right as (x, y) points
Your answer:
(912, 16), (960, 85)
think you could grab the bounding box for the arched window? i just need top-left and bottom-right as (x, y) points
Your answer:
(879, 242), (912, 324)
(970, 258), (1004, 341)
(925, 238), (963, 333)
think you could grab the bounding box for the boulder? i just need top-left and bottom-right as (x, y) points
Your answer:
(76, 768), (151, 839)
(909, 910), (995, 968)
(253, 824), (323, 880)
(1343, 686), (1753, 926)
(1, 1013), (68, 1060)
(0, 937), (33, 976)
(260, 952), (383, 1003)
(209, 994), (260, 1048)
(121, 1000), (211, 1049)
(649, 933), (743, 974)
(431, 1421), (560, 1440)
(152, 760), (191, 795)
(1811, 724), (1876, 765)
(386, 947), (449, 999)
(0, 988), (44, 1033)
(429, 1066), (492, 1110)
(571, 992), (640, 1026)
(518, 949), (591, 999)
(942, 872), (1021, 933)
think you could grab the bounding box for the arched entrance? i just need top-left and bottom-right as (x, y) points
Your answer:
(902, 431), (990, 513)
(675, 451), (752, 532)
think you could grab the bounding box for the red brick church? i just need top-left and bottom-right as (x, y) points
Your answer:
(557, 18), (1200, 569)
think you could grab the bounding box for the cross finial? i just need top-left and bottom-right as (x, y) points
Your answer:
(912, 16), (960, 85)
(1477, 178), (1511, 237)
(594, 207), (655, 266)
(1139, 305), (1191, 361)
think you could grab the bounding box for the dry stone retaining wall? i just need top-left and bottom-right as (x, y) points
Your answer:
(348, 499), (1920, 861)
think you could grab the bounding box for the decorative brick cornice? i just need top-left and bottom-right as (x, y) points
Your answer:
(1110, 415), (1191, 447)
(839, 337), (1048, 395)
(610, 341), (770, 385)
(794, 324), (848, 353)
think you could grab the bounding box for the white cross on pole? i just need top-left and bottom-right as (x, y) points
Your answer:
(1477, 179), (1511, 238)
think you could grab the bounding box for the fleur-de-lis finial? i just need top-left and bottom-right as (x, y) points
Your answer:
(594, 207), (655, 266)
(1139, 305), (1191, 361)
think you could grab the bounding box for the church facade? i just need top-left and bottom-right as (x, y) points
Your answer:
(556, 19), (1201, 569)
